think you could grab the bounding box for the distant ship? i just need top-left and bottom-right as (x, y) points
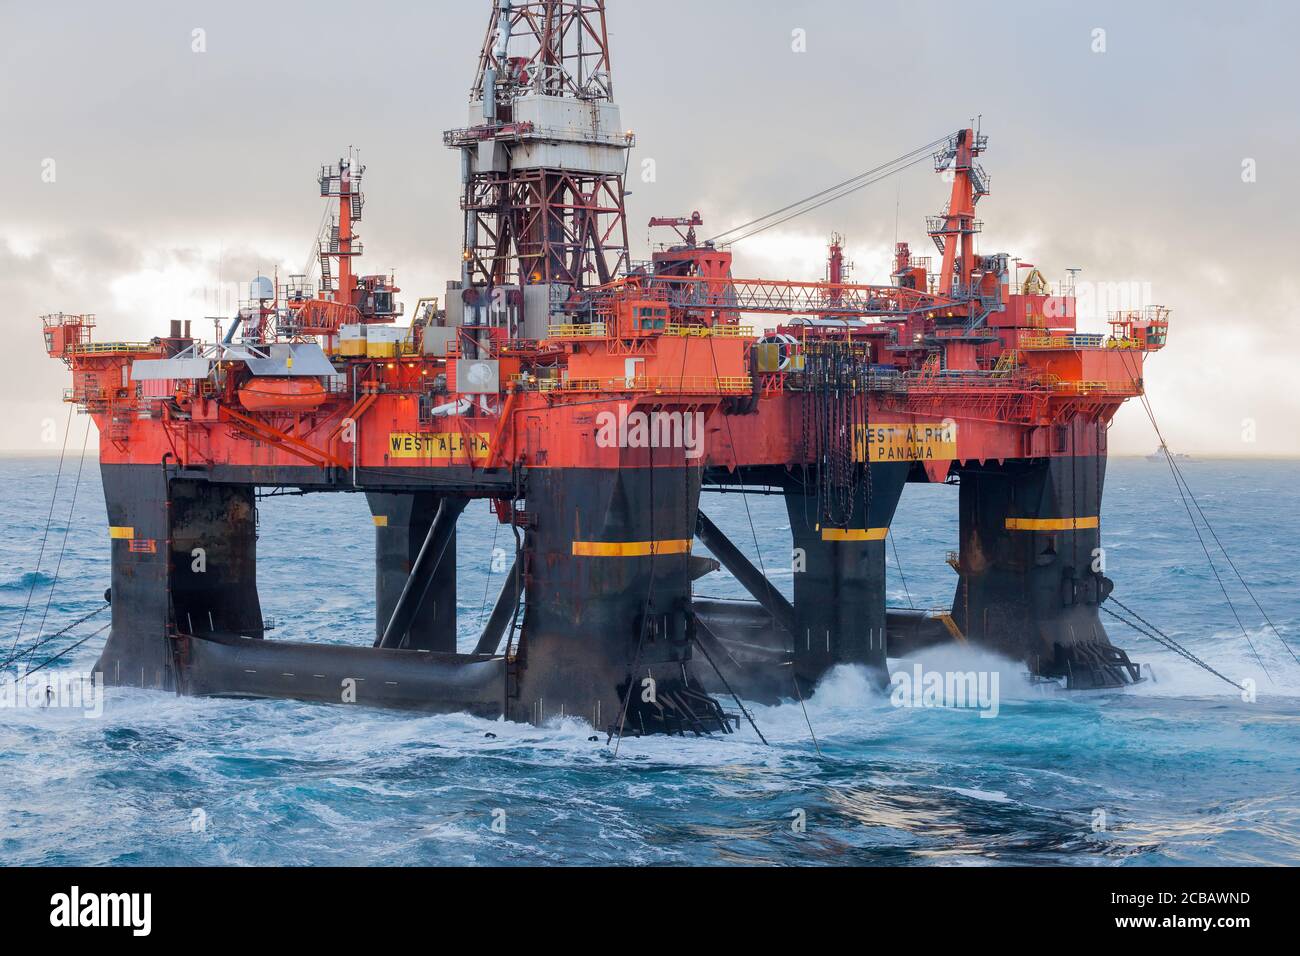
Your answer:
(1148, 443), (1193, 462)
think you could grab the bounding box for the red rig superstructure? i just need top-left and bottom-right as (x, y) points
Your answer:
(43, 0), (1168, 735)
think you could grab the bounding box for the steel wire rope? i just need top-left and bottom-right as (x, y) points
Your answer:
(8, 403), (74, 663)
(20, 623), (111, 680)
(719, 152), (939, 246)
(0, 603), (109, 674)
(1116, 350), (1275, 678)
(705, 137), (951, 245)
(21, 417), (93, 673)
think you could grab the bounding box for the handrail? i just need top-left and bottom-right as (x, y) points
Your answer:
(70, 342), (156, 354)
(545, 321), (755, 341)
(547, 322), (607, 339)
(1018, 332), (1107, 350)
(555, 374), (752, 394)
(664, 323), (754, 338)
(43, 313), (96, 328)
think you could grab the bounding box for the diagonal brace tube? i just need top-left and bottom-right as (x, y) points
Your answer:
(696, 510), (795, 635)
(377, 497), (467, 649)
(473, 555), (519, 656)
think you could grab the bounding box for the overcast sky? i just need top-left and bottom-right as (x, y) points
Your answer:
(2, 0), (1296, 455)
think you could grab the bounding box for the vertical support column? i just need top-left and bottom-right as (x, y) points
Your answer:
(96, 464), (174, 689)
(951, 448), (1130, 686)
(169, 479), (263, 640)
(516, 464), (726, 733)
(783, 461), (908, 690)
(367, 492), (463, 653)
(96, 467), (263, 691)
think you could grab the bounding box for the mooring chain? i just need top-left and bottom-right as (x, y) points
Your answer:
(21, 623), (111, 680)
(8, 403), (74, 665)
(801, 343), (875, 530)
(2, 602), (109, 675)
(1101, 598), (1244, 691)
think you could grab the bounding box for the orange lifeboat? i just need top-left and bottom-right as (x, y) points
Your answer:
(238, 377), (327, 412)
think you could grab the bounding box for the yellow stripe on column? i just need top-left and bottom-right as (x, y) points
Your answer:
(372, 515), (389, 527)
(108, 526), (134, 539)
(820, 527), (889, 542)
(1005, 516), (1099, 531)
(572, 539), (692, 557)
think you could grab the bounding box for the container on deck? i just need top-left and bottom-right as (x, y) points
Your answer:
(339, 324), (366, 357)
(365, 326), (405, 359)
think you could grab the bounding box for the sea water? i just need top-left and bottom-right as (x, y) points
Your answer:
(1, 455), (1296, 866)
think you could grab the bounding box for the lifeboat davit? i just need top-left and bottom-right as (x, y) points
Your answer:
(238, 377), (327, 412)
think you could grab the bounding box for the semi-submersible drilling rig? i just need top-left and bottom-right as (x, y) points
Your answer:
(43, 1), (1169, 735)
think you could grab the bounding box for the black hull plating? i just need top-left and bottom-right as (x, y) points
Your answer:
(89, 446), (1139, 728)
(784, 462), (909, 690)
(951, 455), (1137, 688)
(182, 632), (505, 715)
(515, 465), (730, 733)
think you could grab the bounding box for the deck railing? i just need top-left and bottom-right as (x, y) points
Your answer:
(554, 374), (752, 394)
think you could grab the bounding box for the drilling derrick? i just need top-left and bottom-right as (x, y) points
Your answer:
(446, 0), (633, 339)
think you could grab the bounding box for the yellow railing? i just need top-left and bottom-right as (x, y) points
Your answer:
(546, 322), (755, 340)
(509, 374), (563, 392)
(70, 342), (155, 354)
(555, 375), (752, 394)
(1019, 332), (1108, 350)
(1018, 333), (1070, 349)
(547, 322), (607, 339)
(1051, 380), (1140, 395)
(664, 323), (755, 338)
(711, 376), (752, 392)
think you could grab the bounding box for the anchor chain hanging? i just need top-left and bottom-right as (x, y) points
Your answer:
(800, 341), (874, 530)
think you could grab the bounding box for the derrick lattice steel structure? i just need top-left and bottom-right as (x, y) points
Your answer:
(41, 0), (1167, 734)
(447, 0), (632, 294)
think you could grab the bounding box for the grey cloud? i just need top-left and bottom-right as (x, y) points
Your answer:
(1, 0), (1297, 455)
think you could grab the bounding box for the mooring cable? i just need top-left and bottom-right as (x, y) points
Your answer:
(20, 623), (110, 680)
(23, 417), (93, 673)
(1100, 601), (1243, 692)
(1161, 444), (1298, 667)
(1157, 439), (1270, 679)
(476, 518), (501, 630)
(889, 526), (914, 609)
(690, 632), (768, 746)
(787, 664), (823, 757)
(1117, 351), (1284, 676)
(0, 602), (109, 675)
(8, 403), (74, 664)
